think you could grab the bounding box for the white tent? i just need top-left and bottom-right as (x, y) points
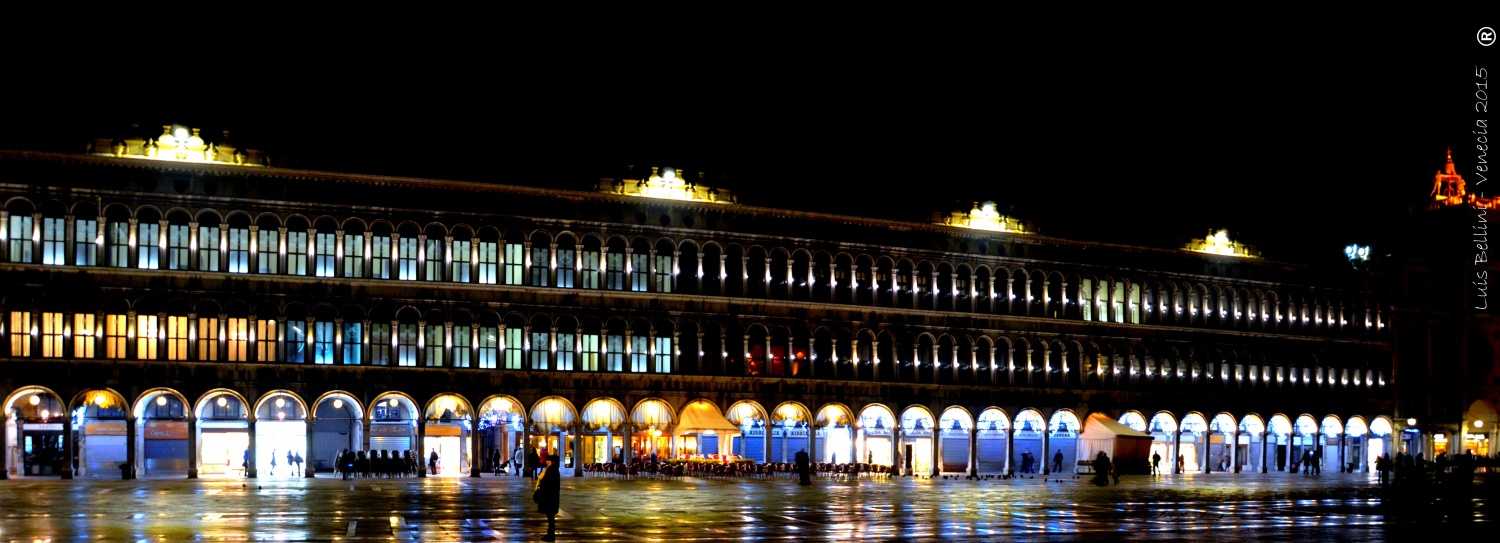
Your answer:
(1076, 412), (1154, 474)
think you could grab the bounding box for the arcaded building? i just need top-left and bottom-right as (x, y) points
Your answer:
(1, 126), (1402, 480)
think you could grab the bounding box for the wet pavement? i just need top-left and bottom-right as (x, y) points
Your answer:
(0, 470), (1493, 542)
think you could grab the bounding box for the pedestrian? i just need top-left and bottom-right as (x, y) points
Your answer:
(429, 449), (440, 475)
(1052, 450), (1064, 473)
(1092, 451), (1112, 486)
(1151, 452), (1161, 476)
(287, 450), (296, 476)
(1311, 449), (1321, 476)
(533, 453), (561, 541)
(526, 447), (541, 479)
(515, 445), (526, 477)
(795, 448), (812, 485)
(1376, 454), (1391, 486)
(242, 448), (250, 477)
(270, 449), (277, 476)
(1301, 450), (1313, 476)
(1176, 454), (1184, 474)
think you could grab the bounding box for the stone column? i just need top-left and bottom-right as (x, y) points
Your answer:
(304, 417), (316, 478)
(188, 416), (199, 478)
(968, 424), (979, 478)
(416, 416), (426, 478)
(572, 430), (583, 477)
(1042, 427), (1051, 475)
(1261, 430), (1269, 473)
(1006, 425), (1015, 476)
(1172, 430), (1182, 474)
(61, 412), (74, 479)
(246, 419), (258, 478)
(471, 410), (483, 478)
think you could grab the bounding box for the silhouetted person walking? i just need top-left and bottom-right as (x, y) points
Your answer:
(795, 449), (812, 485)
(533, 453), (561, 541)
(526, 448), (541, 479)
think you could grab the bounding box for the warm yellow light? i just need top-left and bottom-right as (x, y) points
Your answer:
(275, 397), (286, 408)
(389, 398), (399, 408)
(1478, 420), (1486, 428)
(29, 395), (39, 406)
(333, 398), (343, 410)
(94, 393), (108, 407)
(496, 398), (510, 413)
(217, 396), (228, 407)
(156, 396), (167, 406)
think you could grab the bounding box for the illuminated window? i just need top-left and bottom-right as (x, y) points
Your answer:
(257, 229), (278, 274)
(556, 332), (575, 371)
(105, 314), (127, 359)
(451, 239), (471, 282)
(286, 230), (308, 276)
(167, 223), (189, 270)
(398, 237), (417, 281)
(342, 321), (362, 364)
(504, 242), (524, 285)
(73, 217), (98, 265)
(198, 225), (220, 272)
(580, 249), (600, 289)
(424, 323), (443, 367)
(504, 327), (523, 370)
(227, 317), (247, 362)
(425, 238), (443, 281)
(8, 214), (32, 263)
(371, 234), (392, 279)
(286, 321), (306, 363)
(605, 333), (624, 372)
(452, 325), (471, 368)
(631, 335), (648, 372)
(315, 232), (336, 277)
(197, 316), (218, 361)
(107, 221), (129, 267)
(137, 314), (159, 360)
(630, 253), (648, 292)
(370, 322), (391, 366)
(478, 325), (497, 369)
(530, 330), (549, 370)
(163, 316), (188, 361)
(255, 319), (277, 362)
(39, 311), (62, 357)
(342, 233), (364, 278)
(654, 336), (672, 373)
(655, 255), (677, 289)
(556, 248), (575, 288)
(73, 313), (95, 358)
(530, 245), (549, 287)
(314, 321), (334, 364)
(396, 323), (417, 367)
(227, 227), (249, 273)
(41, 217), (65, 266)
(580, 333), (599, 371)
(477, 241), (497, 284)
(606, 252), (625, 290)
(138, 222), (160, 269)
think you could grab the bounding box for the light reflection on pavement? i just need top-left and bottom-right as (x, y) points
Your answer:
(0, 472), (1491, 541)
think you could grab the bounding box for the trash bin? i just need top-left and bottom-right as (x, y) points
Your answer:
(118, 462), (131, 480)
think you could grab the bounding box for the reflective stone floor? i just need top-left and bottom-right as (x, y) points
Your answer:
(0, 471), (1492, 542)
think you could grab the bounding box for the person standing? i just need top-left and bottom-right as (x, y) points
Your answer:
(526, 447), (541, 479)
(293, 451), (304, 477)
(1151, 452), (1161, 476)
(795, 449), (812, 485)
(514, 445), (525, 477)
(1092, 451), (1112, 486)
(429, 449), (440, 476)
(270, 449), (277, 476)
(287, 450), (296, 477)
(1052, 450), (1064, 473)
(533, 453), (562, 542)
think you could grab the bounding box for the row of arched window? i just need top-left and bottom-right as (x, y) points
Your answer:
(0, 298), (1387, 393)
(0, 198), (1385, 340)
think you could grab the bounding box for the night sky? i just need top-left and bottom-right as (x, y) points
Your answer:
(5, 21), (1494, 268)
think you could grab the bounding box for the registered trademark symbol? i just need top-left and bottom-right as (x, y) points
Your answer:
(1480, 27), (1496, 46)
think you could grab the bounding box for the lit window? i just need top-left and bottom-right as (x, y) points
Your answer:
(369, 322), (391, 366)
(342, 233), (364, 278)
(477, 325), (497, 369)
(424, 323), (443, 366)
(137, 314), (159, 360)
(257, 229), (278, 274)
(255, 319), (277, 362)
(227, 318), (247, 362)
(197, 316), (218, 361)
(107, 221), (129, 267)
(198, 225), (220, 272)
(530, 245), (550, 287)
(630, 253), (648, 292)
(556, 248), (575, 288)
(654, 254), (673, 293)
(41, 217), (65, 266)
(73, 313), (96, 358)
(167, 223), (189, 270)
(477, 241), (497, 284)
(227, 227), (250, 273)
(286, 230), (308, 276)
(605, 332), (624, 372)
(315, 232), (336, 277)
(286, 321), (306, 363)
(556, 332), (575, 371)
(580, 249), (600, 289)
(630, 335), (648, 372)
(138, 222), (160, 269)
(105, 314), (127, 359)
(504, 242), (524, 285)
(654, 336), (672, 373)
(396, 323), (417, 366)
(425, 238), (443, 281)
(398, 237), (417, 281)
(8, 214), (32, 263)
(530, 330), (549, 370)
(342, 321), (362, 364)
(504, 327), (523, 370)
(40, 311), (63, 357)
(452, 325), (471, 368)
(580, 333), (599, 371)
(451, 239), (471, 283)
(314, 321), (334, 364)
(606, 252), (625, 291)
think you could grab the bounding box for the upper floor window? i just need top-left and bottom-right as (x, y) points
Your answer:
(105, 314), (128, 359)
(166, 315), (188, 361)
(606, 252), (625, 291)
(285, 321), (305, 363)
(227, 317), (247, 362)
(630, 334), (648, 372)
(478, 241), (498, 284)
(73, 313), (95, 358)
(255, 319), (277, 362)
(605, 332), (624, 372)
(167, 224), (190, 270)
(138, 222), (160, 269)
(504, 327), (523, 370)
(370, 322), (391, 366)
(425, 238), (443, 281)
(314, 321), (334, 364)
(654, 254), (673, 293)
(478, 325), (497, 369)
(41, 217), (65, 266)
(654, 336), (672, 373)
(452, 325), (471, 368)
(342, 321), (362, 364)
(396, 322), (417, 366)
(8, 214), (32, 263)
(581, 249), (600, 289)
(199, 225), (221, 272)
(556, 248), (576, 289)
(630, 253), (648, 292)
(227, 227), (250, 273)
(136, 314), (159, 360)
(580, 333), (599, 371)
(40, 311), (62, 357)
(424, 323), (443, 367)
(398, 237), (418, 281)
(530, 246), (549, 287)
(451, 240), (471, 283)
(107, 221), (129, 267)
(286, 230), (308, 276)
(257, 229), (278, 274)
(556, 332), (575, 371)
(530, 330), (549, 370)
(315, 232), (336, 278)
(10, 311), (32, 356)
(504, 242), (524, 285)
(342, 234), (364, 278)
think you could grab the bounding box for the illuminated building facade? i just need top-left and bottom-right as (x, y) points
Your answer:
(1, 126), (1398, 481)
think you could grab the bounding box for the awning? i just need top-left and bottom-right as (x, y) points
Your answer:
(673, 402), (742, 437)
(1080, 412), (1151, 438)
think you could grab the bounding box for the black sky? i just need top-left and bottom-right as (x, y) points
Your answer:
(4, 20), (1495, 268)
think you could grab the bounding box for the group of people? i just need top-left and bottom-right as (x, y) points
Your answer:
(255, 449), (304, 477)
(334, 449), (423, 479)
(1298, 448), (1324, 476)
(1091, 451), (1120, 486)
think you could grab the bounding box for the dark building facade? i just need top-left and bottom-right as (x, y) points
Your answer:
(1, 126), (1399, 481)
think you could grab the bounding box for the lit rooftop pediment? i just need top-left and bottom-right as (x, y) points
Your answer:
(91, 124), (265, 166)
(598, 166), (737, 205)
(937, 201), (1032, 234)
(1185, 229), (1259, 258)
(1429, 148), (1495, 209)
